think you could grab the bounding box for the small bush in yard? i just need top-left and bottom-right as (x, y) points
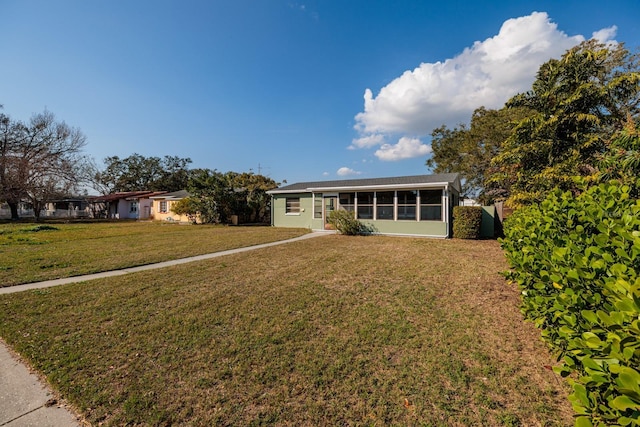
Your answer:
(501, 181), (640, 427)
(328, 209), (374, 235)
(453, 206), (483, 239)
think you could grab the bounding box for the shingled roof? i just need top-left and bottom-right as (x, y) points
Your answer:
(88, 191), (167, 202)
(268, 173), (460, 194)
(149, 189), (190, 200)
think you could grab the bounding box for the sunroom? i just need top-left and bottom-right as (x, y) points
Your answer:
(267, 173), (461, 238)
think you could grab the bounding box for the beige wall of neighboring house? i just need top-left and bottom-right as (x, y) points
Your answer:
(150, 190), (195, 223)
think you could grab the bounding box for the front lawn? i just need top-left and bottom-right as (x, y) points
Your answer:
(0, 235), (572, 425)
(0, 222), (308, 287)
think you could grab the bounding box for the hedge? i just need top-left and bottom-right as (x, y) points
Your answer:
(453, 206), (483, 239)
(501, 182), (640, 426)
(327, 209), (375, 236)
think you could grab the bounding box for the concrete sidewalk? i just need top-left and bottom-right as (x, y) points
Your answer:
(0, 341), (82, 426)
(0, 231), (328, 425)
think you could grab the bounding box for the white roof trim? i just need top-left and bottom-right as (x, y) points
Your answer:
(308, 182), (450, 191)
(268, 182), (451, 194)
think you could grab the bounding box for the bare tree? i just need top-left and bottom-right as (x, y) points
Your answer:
(0, 108), (88, 220)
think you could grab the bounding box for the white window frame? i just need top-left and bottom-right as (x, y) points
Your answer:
(313, 193), (323, 219)
(285, 197), (301, 215)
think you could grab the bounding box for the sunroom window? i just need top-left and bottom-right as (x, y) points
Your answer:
(376, 191), (394, 220)
(339, 193), (355, 213)
(397, 190), (417, 220)
(357, 192), (373, 219)
(420, 189), (442, 221)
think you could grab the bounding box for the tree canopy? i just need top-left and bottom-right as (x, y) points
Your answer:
(597, 116), (640, 196)
(92, 153), (192, 194)
(427, 40), (640, 207)
(427, 106), (531, 204)
(177, 169), (278, 224)
(490, 40), (640, 206)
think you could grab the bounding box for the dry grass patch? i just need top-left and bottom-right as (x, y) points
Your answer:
(0, 222), (308, 287)
(0, 235), (572, 425)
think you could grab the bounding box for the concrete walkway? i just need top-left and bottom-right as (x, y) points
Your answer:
(0, 341), (82, 426)
(0, 231), (328, 425)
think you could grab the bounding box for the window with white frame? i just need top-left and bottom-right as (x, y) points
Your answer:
(313, 194), (323, 219)
(286, 197), (301, 214)
(130, 201), (138, 213)
(357, 192), (373, 219)
(159, 201), (168, 213)
(420, 189), (442, 221)
(376, 191), (394, 220)
(397, 190), (417, 220)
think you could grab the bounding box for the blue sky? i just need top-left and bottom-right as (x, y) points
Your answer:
(2, 1), (640, 186)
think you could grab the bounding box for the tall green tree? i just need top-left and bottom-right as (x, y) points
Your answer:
(597, 116), (640, 195)
(228, 172), (278, 223)
(427, 106), (531, 204)
(92, 153), (192, 194)
(178, 170), (277, 224)
(490, 40), (640, 207)
(182, 169), (234, 224)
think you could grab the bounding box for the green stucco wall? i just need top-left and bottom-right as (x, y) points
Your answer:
(272, 194), (314, 229)
(360, 220), (448, 237)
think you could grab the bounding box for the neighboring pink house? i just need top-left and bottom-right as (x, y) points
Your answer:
(88, 191), (167, 219)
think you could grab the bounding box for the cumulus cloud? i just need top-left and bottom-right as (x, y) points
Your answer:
(593, 26), (618, 43)
(337, 167), (362, 176)
(349, 133), (386, 149)
(352, 12), (617, 161)
(375, 137), (432, 161)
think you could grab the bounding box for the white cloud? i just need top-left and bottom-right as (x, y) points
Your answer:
(337, 167), (362, 176)
(375, 137), (432, 161)
(352, 12), (618, 161)
(593, 26), (618, 43)
(349, 133), (385, 149)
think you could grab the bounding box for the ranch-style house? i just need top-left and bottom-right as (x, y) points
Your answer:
(267, 173), (461, 238)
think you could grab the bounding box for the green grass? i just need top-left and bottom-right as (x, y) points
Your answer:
(0, 222), (308, 287)
(0, 235), (573, 426)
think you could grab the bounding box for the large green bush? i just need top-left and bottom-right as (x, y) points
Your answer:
(327, 210), (374, 236)
(453, 206), (483, 239)
(501, 182), (640, 426)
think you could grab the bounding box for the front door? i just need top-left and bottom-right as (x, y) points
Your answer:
(324, 196), (337, 229)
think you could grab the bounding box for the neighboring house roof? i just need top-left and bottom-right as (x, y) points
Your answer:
(149, 190), (190, 200)
(48, 197), (92, 202)
(88, 191), (167, 203)
(268, 173), (461, 194)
